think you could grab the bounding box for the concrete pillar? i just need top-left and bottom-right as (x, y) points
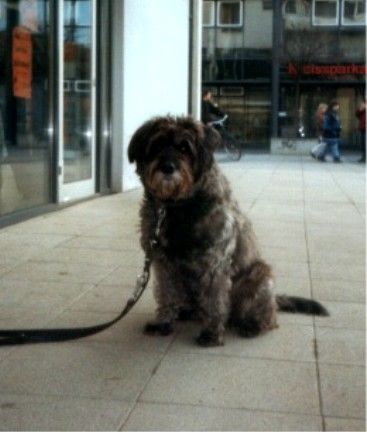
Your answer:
(190, 0), (203, 121)
(110, 0), (191, 192)
(271, 0), (281, 138)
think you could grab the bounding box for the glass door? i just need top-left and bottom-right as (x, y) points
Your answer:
(58, 0), (96, 202)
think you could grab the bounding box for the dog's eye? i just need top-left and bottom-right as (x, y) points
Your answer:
(146, 138), (166, 159)
(178, 140), (191, 155)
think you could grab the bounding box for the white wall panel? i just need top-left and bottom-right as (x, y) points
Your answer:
(112, 0), (191, 191)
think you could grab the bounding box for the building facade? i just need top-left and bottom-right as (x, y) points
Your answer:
(202, 0), (366, 148)
(0, 0), (199, 224)
(0, 0), (365, 225)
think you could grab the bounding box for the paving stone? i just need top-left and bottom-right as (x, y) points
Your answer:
(123, 402), (323, 431)
(0, 394), (132, 431)
(249, 201), (305, 223)
(0, 279), (92, 309)
(3, 261), (115, 285)
(310, 261), (365, 282)
(30, 247), (138, 268)
(58, 235), (139, 251)
(324, 416), (366, 431)
(305, 202), (363, 226)
(141, 352), (320, 415)
(314, 301), (365, 330)
(262, 245), (308, 264)
(319, 364), (365, 419)
(308, 247), (365, 265)
(0, 232), (73, 249)
(68, 282), (156, 314)
(0, 343), (161, 401)
(312, 279), (365, 303)
(307, 229), (365, 255)
(316, 327), (365, 366)
(272, 260), (310, 280)
(5, 217), (100, 236)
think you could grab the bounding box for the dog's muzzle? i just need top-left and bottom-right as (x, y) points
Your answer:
(159, 161), (176, 175)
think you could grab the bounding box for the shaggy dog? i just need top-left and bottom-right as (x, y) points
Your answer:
(128, 116), (328, 347)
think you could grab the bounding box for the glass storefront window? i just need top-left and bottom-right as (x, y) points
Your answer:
(279, 86), (363, 145)
(63, 0), (93, 184)
(202, 0), (365, 148)
(0, 0), (52, 216)
(217, 1), (243, 27)
(283, 0), (310, 29)
(312, 0), (339, 26)
(280, 0), (366, 144)
(203, 1), (215, 26)
(202, 0), (273, 146)
(285, 0), (297, 14)
(342, 0), (365, 25)
(65, 0), (90, 26)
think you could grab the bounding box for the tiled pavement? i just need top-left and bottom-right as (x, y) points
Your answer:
(0, 154), (365, 431)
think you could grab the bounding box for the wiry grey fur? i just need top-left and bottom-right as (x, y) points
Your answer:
(128, 116), (328, 347)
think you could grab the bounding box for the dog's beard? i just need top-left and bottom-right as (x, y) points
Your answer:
(146, 160), (194, 201)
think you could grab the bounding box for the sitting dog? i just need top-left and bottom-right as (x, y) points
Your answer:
(128, 116), (328, 347)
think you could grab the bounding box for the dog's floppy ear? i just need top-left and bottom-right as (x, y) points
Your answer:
(195, 124), (222, 176)
(203, 124), (222, 152)
(128, 119), (158, 163)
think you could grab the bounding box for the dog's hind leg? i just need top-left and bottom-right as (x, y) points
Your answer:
(231, 260), (278, 338)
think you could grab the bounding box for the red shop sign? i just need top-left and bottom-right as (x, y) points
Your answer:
(12, 26), (32, 99)
(288, 63), (366, 77)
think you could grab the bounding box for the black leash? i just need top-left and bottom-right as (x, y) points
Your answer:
(0, 207), (166, 347)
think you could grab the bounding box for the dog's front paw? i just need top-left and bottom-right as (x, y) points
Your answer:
(196, 330), (224, 347)
(237, 317), (262, 338)
(144, 321), (174, 336)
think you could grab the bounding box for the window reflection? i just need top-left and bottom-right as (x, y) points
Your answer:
(64, 0), (91, 27)
(313, 0), (338, 25)
(63, 0), (93, 183)
(202, 0), (272, 146)
(343, 0), (365, 25)
(0, 0), (52, 215)
(218, 1), (242, 27)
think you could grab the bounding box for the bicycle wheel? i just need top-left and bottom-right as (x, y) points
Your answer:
(223, 133), (242, 161)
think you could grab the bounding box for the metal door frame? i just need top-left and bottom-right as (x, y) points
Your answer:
(57, 0), (97, 203)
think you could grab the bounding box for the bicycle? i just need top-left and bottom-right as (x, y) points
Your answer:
(209, 115), (243, 161)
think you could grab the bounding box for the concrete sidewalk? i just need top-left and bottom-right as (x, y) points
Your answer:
(0, 154), (365, 431)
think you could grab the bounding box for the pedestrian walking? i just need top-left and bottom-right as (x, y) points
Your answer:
(317, 100), (342, 163)
(311, 102), (327, 159)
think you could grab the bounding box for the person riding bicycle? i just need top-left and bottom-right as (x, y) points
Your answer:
(201, 90), (242, 161)
(201, 90), (224, 125)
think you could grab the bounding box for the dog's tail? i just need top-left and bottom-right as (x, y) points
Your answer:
(276, 295), (329, 316)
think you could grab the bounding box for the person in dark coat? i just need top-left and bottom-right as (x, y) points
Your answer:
(318, 100), (342, 163)
(201, 90), (224, 124)
(356, 99), (366, 163)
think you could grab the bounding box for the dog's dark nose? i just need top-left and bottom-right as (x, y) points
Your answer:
(160, 161), (176, 175)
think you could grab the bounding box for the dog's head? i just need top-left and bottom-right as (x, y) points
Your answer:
(128, 116), (221, 202)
